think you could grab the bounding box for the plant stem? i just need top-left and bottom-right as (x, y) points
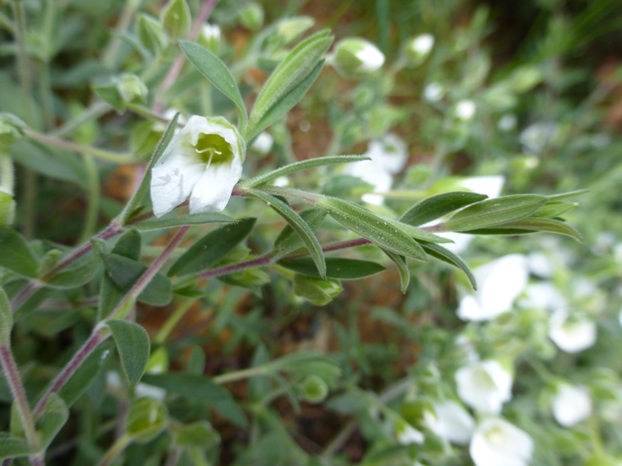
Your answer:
(51, 100), (111, 138)
(79, 154), (100, 244)
(197, 255), (271, 280)
(153, 0), (219, 114)
(102, 0), (142, 69)
(154, 298), (197, 344)
(0, 345), (40, 454)
(25, 130), (136, 163)
(97, 434), (130, 466)
(212, 365), (271, 384)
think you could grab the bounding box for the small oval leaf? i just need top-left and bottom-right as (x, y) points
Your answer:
(106, 319), (151, 387)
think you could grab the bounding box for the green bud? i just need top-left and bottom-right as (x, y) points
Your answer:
(0, 286), (13, 346)
(145, 347), (169, 374)
(126, 397), (168, 442)
(299, 375), (329, 403)
(293, 274), (343, 306)
(92, 79), (125, 113)
(275, 16), (315, 45)
(400, 399), (435, 430)
(220, 267), (271, 289)
(161, 0), (191, 39)
(331, 38), (385, 78)
(237, 2), (264, 30)
(197, 23), (221, 54)
(117, 73), (148, 103)
(136, 14), (169, 55)
(0, 190), (15, 226)
(0, 113), (26, 149)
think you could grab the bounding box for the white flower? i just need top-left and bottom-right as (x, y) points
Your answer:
(135, 383), (167, 400)
(150, 115), (245, 217)
(457, 254), (529, 321)
(455, 360), (513, 414)
(552, 384), (592, 427)
(250, 131), (274, 155)
(455, 100), (476, 120)
(409, 33), (434, 56)
(199, 23), (221, 53)
(395, 421), (425, 445)
(520, 282), (566, 312)
(519, 122), (557, 154)
(527, 252), (553, 278)
(331, 38), (385, 78)
(470, 418), (534, 466)
(343, 133), (408, 206)
(273, 176), (290, 187)
(427, 400), (475, 445)
(423, 82), (444, 102)
(549, 310), (596, 353)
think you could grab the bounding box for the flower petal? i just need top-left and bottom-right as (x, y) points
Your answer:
(151, 151), (203, 217)
(189, 159), (242, 214)
(470, 418), (533, 466)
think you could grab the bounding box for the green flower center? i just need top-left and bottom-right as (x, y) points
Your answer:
(194, 133), (233, 166)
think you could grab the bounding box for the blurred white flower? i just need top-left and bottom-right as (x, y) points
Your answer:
(395, 420), (425, 445)
(427, 400), (475, 445)
(520, 282), (566, 312)
(331, 38), (385, 78)
(423, 82), (444, 102)
(455, 100), (476, 120)
(527, 252), (553, 278)
(552, 384), (592, 427)
(135, 383), (167, 400)
(343, 133), (408, 205)
(457, 254), (529, 321)
(405, 33), (434, 66)
(152, 108), (187, 132)
(519, 122), (557, 154)
(470, 418), (534, 466)
(549, 310), (596, 353)
(250, 131), (274, 155)
(150, 115), (245, 217)
(455, 360), (513, 414)
(455, 333), (479, 364)
(498, 114), (517, 131)
(199, 23), (221, 52)
(273, 176), (290, 187)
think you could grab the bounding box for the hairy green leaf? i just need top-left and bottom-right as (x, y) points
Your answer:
(400, 191), (488, 226)
(131, 211), (233, 231)
(273, 207), (327, 260)
(421, 242), (477, 289)
(0, 227), (39, 278)
(106, 319), (151, 386)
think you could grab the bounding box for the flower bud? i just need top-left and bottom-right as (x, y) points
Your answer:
(298, 375), (329, 403)
(117, 73), (148, 103)
(250, 131), (274, 155)
(275, 16), (315, 45)
(126, 398), (168, 443)
(0, 190), (15, 226)
(330, 38), (385, 78)
(136, 14), (169, 55)
(198, 23), (221, 54)
(160, 0), (191, 39)
(423, 82), (444, 102)
(454, 100), (476, 120)
(404, 33), (434, 66)
(237, 2), (264, 30)
(293, 275), (343, 306)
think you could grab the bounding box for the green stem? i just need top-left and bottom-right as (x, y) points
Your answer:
(38, 60), (55, 131)
(0, 151), (14, 193)
(0, 345), (40, 455)
(154, 298), (197, 344)
(51, 100), (111, 138)
(25, 129), (136, 163)
(97, 434), (131, 466)
(79, 154), (100, 244)
(102, 0), (142, 69)
(212, 365), (272, 384)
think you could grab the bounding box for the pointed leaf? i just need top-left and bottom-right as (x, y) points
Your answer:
(532, 200), (576, 218)
(279, 257), (385, 280)
(546, 189), (589, 201)
(37, 394), (69, 450)
(0, 227), (39, 278)
(131, 211), (233, 231)
(180, 40), (248, 131)
(318, 197), (427, 260)
(400, 191), (488, 226)
(0, 286), (13, 345)
(0, 437), (32, 460)
(273, 207), (326, 260)
(106, 319), (151, 386)
(382, 250), (410, 293)
(42, 252), (97, 289)
(421, 242), (477, 289)
(249, 189), (325, 278)
(441, 194), (547, 232)
(168, 218), (256, 277)
(385, 218), (453, 243)
(126, 397), (168, 442)
(142, 373), (247, 427)
(465, 217), (583, 242)
(243, 155), (370, 188)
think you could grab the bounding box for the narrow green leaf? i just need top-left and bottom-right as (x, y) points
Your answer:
(0, 227), (39, 278)
(173, 421), (220, 450)
(131, 211), (233, 231)
(0, 437), (31, 460)
(0, 286), (13, 345)
(101, 253), (173, 306)
(42, 252), (96, 289)
(106, 319), (151, 386)
(546, 189), (589, 201)
(279, 257), (385, 280)
(37, 394), (69, 450)
(168, 218), (256, 277)
(248, 30), (332, 137)
(179, 40), (248, 132)
(532, 200), (576, 218)
(272, 207), (326, 260)
(385, 218), (453, 243)
(246, 59), (325, 141)
(249, 189), (326, 278)
(243, 155), (370, 188)
(58, 341), (114, 407)
(441, 194), (547, 232)
(465, 217), (583, 242)
(400, 191), (488, 226)
(382, 250), (410, 293)
(318, 197), (427, 261)
(422, 242), (477, 289)
(142, 373), (248, 427)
